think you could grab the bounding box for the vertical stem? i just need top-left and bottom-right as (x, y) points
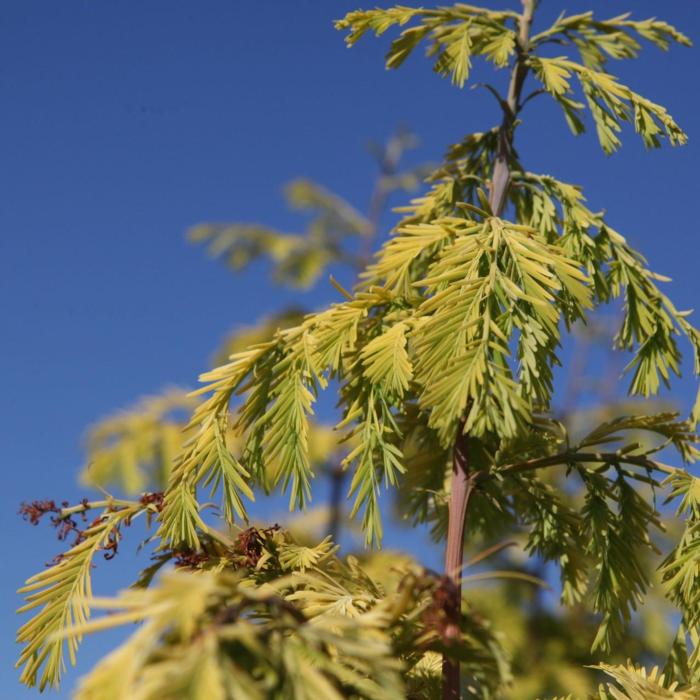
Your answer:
(489, 0), (536, 217)
(441, 2), (535, 698)
(444, 433), (474, 584)
(441, 429), (475, 700)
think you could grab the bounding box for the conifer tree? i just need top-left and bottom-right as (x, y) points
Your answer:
(16, 2), (700, 699)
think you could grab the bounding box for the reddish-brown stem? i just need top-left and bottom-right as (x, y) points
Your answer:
(489, 0), (535, 216)
(441, 430), (475, 700)
(444, 434), (474, 584)
(441, 2), (535, 698)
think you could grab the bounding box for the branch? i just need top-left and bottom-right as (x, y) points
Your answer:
(485, 451), (681, 482)
(471, 83), (510, 114)
(519, 87), (546, 110)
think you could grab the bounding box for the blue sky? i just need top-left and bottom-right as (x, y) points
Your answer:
(2, 0), (700, 696)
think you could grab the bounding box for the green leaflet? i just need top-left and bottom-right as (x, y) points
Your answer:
(339, 386), (405, 547)
(361, 321), (413, 398)
(528, 56), (687, 153)
(364, 220), (461, 296)
(583, 473), (662, 654)
(509, 171), (700, 418)
(336, 5), (519, 87)
(593, 662), (700, 699)
(260, 356), (317, 511)
(16, 499), (159, 690)
(410, 215), (591, 443)
(531, 12), (691, 70)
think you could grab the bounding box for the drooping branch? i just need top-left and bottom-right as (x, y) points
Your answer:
(485, 450), (680, 482)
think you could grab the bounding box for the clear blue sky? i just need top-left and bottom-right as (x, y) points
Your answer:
(2, 1), (699, 696)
